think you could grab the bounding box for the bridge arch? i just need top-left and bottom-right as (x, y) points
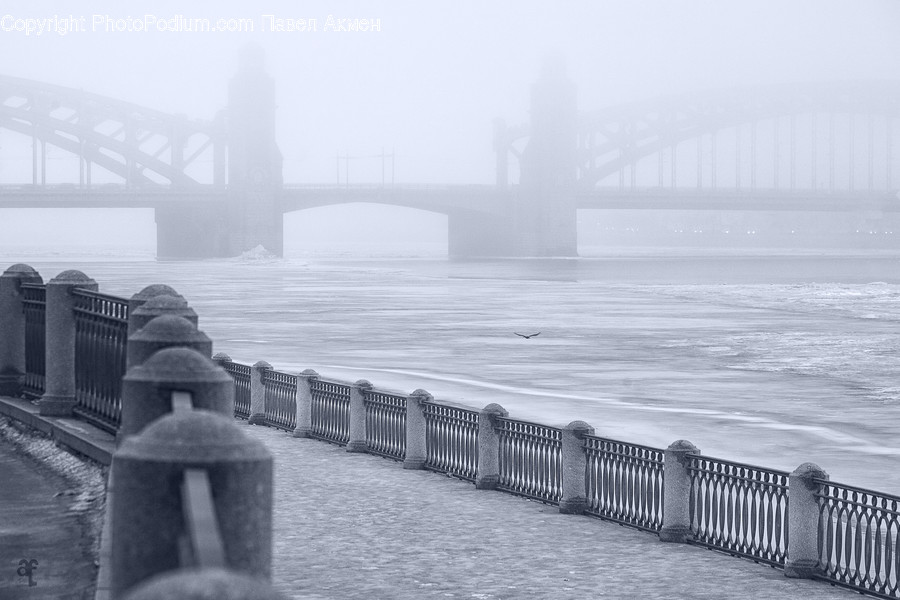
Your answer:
(501, 81), (900, 194)
(0, 75), (225, 186)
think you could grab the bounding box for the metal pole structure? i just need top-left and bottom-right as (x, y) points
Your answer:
(32, 127), (37, 185)
(790, 114), (796, 191)
(381, 147), (385, 188)
(671, 143), (677, 189)
(41, 140), (46, 187)
(811, 113), (817, 190)
(868, 114), (875, 191)
(696, 135), (702, 189)
(711, 131), (717, 189)
(345, 152), (349, 189)
(736, 125), (741, 189)
(750, 121), (757, 190)
(773, 118), (780, 189)
(391, 148), (395, 187)
(888, 117), (893, 191)
(830, 112), (836, 193)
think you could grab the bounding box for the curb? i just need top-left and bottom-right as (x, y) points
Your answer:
(0, 396), (114, 600)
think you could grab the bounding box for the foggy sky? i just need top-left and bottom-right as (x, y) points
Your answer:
(1, 0), (899, 250)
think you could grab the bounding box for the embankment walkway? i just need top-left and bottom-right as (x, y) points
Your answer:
(240, 421), (856, 600)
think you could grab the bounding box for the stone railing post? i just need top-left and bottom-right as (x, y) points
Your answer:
(347, 379), (372, 453)
(559, 420), (595, 514)
(120, 347), (235, 440)
(129, 294), (198, 335)
(0, 264), (42, 396)
(785, 462), (829, 578)
(659, 439), (700, 543)
(404, 389), (431, 470)
(211, 352), (231, 368)
(475, 403), (508, 490)
(127, 284), (182, 336)
(126, 315), (213, 369)
(248, 360), (271, 425)
(293, 369), (318, 438)
(39, 270), (97, 416)
(111, 410), (273, 597)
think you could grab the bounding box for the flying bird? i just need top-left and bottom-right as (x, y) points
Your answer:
(514, 332), (541, 339)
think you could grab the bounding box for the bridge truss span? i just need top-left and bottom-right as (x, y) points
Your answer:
(0, 75), (226, 187)
(573, 81), (900, 197)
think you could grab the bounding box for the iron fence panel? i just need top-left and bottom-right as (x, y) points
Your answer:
(221, 361), (252, 419)
(262, 369), (297, 431)
(495, 418), (562, 504)
(363, 390), (406, 460)
(73, 289), (128, 433)
(816, 480), (900, 598)
(21, 283), (46, 397)
(423, 402), (479, 481)
(688, 456), (789, 566)
(584, 435), (664, 532)
(310, 378), (351, 445)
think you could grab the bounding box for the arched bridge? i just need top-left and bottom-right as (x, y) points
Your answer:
(1, 66), (898, 258)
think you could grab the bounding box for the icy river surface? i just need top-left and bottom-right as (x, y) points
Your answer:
(7, 248), (900, 495)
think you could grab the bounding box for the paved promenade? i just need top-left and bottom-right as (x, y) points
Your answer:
(241, 421), (856, 600)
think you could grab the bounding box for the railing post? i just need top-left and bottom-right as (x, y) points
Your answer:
(292, 369), (317, 438)
(127, 285), (182, 336)
(0, 264), (42, 396)
(130, 294), (198, 334)
(39, 270), (97, 416)
(211, 352), (231, 368)
(659, 439), (700, 543)
(346, 379), (371, 452)
(126, 315), (213, 369)
(248, 360), (271, 425)
(120, 568), (287, 600)
(111, 410), (273, 597)
(475, 403), (508, 490)
(785, 462), (829, 578)
(404, 389), (431, 470)
(120, 347), (235, 439)
(559, 420), (595, 514)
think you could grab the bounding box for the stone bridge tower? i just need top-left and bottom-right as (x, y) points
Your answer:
(516, 58), (578, 256)
(225, 44), (284, 257)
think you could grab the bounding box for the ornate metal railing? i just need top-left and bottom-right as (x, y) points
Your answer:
(496, 418), (562, 504)
(688, 456), (789, 566)
(221, 361), (251, 419)
(363, 389), (406, 460)
(262, 369), (297, 432)
(20, 283), (46, 398)
(816, 480), (900, 598)
(72, 289), (128, 433)
(584, 436), (665, 532)
(309, 378), (351, 445)
(423, 402), (479, 481)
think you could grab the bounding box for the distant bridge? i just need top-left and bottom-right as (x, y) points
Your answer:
(1, 56), (899, 257)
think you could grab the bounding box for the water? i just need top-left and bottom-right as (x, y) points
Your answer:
(4, 245), (900, 495)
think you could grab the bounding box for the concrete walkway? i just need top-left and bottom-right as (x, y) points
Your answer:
(0, 416), (106, 599)
(240, 421), (857, 600)
(0, 396), (864, 600)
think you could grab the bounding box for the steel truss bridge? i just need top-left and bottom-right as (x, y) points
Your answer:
(1, 73), (899, 256)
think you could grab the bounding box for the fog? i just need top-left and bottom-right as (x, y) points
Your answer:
(0, 0), (898, 250)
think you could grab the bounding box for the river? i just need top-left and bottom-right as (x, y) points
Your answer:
(4, 244), (900, 495)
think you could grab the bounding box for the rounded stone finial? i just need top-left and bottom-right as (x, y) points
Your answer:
(125, 347), (230, 383)
(300, 368), (319, 378)
(667, 439), (700, 453)
(50, 269), (95, 284)
(130, 284), (181, 303)
(119, 410), (270, 463)
(130, 315), (207, 343)
(481, 402), (509, 418)
(211, 352), (232, 363)
(2, 263), (40, 277)
(252, 360), (272, 370)
(565, 420), (595, 436)
(139, 294), (189, 311)
(122, 567), (286, 600)
(354, 379), (373, 389)
(791, 462), (829, 485)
